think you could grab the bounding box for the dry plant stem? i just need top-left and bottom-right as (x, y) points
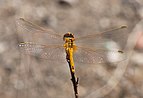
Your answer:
(67, 59), (79, 98)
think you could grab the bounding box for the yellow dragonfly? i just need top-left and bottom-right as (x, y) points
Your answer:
(17, 18), (127, 98)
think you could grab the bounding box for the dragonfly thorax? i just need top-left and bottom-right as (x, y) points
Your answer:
(63, 32), (76, 51)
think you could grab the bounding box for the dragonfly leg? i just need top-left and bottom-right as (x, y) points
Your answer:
(66, 53), (70, 62)
(76, 77), (79, 85)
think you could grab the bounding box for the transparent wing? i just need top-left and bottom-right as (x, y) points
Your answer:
(16, 18), (63, 45)
(16, 19), (71, 98)
(74, 46), (128, 98)
(18, 42), (66, 62)
(75, 26), (128, 48)
(18, 42), (126, 64)
(17, 42), (71, 98)
(74, 46), (127, 64)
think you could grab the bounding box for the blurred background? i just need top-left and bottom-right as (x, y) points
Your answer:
(0, 0), (143, 98)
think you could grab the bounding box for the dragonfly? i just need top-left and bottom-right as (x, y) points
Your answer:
(17, 18), (127, 98)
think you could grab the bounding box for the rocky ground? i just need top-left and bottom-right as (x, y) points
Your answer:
(0, 0), (143, 98)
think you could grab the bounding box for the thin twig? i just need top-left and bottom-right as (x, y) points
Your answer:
(67, 58), (79, 98)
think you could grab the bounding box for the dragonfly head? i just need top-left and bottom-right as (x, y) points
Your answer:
(63, 32), (75, 41)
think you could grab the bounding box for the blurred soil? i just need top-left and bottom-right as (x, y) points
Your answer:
(0, 0), (143, 98)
